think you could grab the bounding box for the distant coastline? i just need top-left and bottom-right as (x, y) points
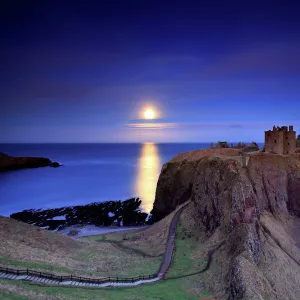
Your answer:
(0, 152), (60, 172)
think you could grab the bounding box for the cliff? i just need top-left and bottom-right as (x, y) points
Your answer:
(0, 152), (60, 171)
(152, 148), (300, 300)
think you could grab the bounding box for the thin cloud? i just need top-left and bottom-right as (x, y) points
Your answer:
(125, 117), (178, 129)
(124, 120), (300, 131)
(125, 123), (177, 129)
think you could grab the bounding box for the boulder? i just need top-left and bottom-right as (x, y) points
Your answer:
(50, 162), (60, 168)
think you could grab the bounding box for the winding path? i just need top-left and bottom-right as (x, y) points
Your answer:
(0, 202), (194, 288)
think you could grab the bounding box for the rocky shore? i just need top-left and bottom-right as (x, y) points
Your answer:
(0, 152), (60, 172)
(10, 198), (152, 231)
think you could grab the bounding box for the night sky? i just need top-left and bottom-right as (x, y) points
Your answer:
(1, 0), (300, 143)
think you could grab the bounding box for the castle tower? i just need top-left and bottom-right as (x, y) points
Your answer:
(264, 125), (296, 155)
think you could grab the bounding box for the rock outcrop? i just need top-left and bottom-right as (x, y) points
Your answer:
(11, 198), (149, 230)
(152, 148), (300, 300)
(0, 152), (60, 171)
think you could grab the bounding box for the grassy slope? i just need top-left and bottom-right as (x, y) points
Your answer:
(0, 216), (161, 278)
(0, 216), (216, 300)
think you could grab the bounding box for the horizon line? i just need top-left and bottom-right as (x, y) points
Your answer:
(0, 141), (265, 144)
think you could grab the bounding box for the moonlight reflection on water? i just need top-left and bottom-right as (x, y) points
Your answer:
(136, 143), (160, 213)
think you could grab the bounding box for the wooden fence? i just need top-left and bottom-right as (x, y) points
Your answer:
(0, 266), (157, 284)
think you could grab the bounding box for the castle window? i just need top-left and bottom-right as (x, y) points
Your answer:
(286, 137), (288, 140)
(288, 143), (290, 145)
(274, 139), (277, 143)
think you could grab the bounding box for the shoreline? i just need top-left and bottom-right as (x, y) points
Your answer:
(57, 224), (146, 238)
(10, 198), (153, 231)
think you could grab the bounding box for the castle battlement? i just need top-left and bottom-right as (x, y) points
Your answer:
(265, 125), (296, 155)
(266, 125), (294, 132)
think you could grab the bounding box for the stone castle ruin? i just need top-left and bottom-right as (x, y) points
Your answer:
(265, 125), (296, 155)
(210, 141), (259, 153)
(209, 125), (299, 156)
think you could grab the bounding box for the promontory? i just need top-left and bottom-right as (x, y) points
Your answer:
(0, 152), (60, 172)
(151, 147), (300, 300)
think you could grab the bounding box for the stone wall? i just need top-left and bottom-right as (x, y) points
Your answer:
(284, 130), (296, 155)
(265, 126), (296, 155)
(265, 130), (283, 154)
(297, 135), (300, 148)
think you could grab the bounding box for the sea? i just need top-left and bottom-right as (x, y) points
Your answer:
(0, 143), (211, 216)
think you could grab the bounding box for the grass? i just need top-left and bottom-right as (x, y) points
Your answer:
(166, 224), (207, 278)
(0, 289), (28, 300)
(0, 216), (216, 299)
(0, 257), (71, 274)
(83, 226), (167, 257)
(74, 246), (161, 277)
(0, 215), (161, 278)
(0, 278), (214, 300)
(0, 245), (161, 279)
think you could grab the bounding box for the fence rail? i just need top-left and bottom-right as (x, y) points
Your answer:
(0, 266), (157, 284)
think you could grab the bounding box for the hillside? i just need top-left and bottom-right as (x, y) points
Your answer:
(0, 216), (162, 278)
(152, 149), (300, 300)
(0, 209), (220, 299)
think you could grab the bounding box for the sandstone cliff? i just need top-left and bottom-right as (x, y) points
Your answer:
(0, 152), (60, 171)
(152, 148), (300, 300)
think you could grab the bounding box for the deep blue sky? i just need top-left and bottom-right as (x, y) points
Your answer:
(1, 0), (300, 143)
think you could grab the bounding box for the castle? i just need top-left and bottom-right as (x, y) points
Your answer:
(264, 125), (297, 155)
(209, 126), (299, 155)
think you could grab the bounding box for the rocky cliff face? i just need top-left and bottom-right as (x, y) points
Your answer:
(152, 149), (300, 300)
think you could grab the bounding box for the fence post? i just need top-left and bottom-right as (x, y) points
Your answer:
(131, 277), (133, 283)
(116, 277), (118, 283)
(108, 276), (110, 282)
(60, 276), (62, 282)
(71, 274), (72, 281)
(17, 270), (19, 276)
(149, 275), (150, 279)
(40, 271), (41, 278)
(27, 269), (28, 275)
(79, 276), (81, 282)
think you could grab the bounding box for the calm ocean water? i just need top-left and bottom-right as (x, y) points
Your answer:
(0, 143), (210, 216)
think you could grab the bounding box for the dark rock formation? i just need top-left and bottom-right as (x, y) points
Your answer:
(11, 198), (150, 230)
(50, 162), (61, 168)
(0, 152), (60, 172)
(152, 148), (300, 300)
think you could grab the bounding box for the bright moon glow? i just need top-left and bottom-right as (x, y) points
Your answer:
(144, 108), (155, 119)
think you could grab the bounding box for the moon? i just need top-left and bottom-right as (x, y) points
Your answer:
(144, 108), (155, 119)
